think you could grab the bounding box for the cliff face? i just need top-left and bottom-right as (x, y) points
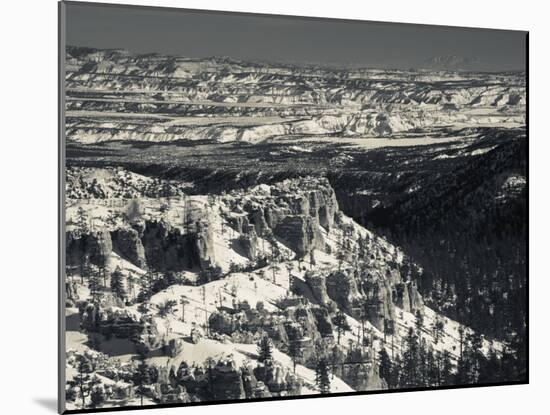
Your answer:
(141, 221), (189, 271)
(66, 230), (112, 267)
(363, 279), (396, 331)
(193, 221), (216, 269)
(228, 177), (339, 258)
(62, 176), (338, 271)
(78, 303), (161, 350)
(393, 280), (424, 313)
(67, 218), (217, 273)
(274, 215), (323, 257)
(208, 360), (246, 401)
(301, 243), (424, 332)
(67, 175), (426, 336)
(326, 271), (362, 314)
(304, 274), (332, 305)
(111, 228), (147, 268)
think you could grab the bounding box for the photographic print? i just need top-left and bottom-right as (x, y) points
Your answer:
(59, 1), (528, 412)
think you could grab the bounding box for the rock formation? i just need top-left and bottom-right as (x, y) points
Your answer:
(111, 228), (147, 268)
(66, 230), (112, 267)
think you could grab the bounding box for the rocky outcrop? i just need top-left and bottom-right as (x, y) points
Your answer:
(109, 219), (217, 272)
(141, 221), (190, 271)
(66, 230), (112, 267)
(254, 361), (288, 393)
(66, 280), (79, 302)
(274, 215), (324, 257)
(238, 231), (257, 260)
(177, 363), (209, 395)
(78, 303), (161, 351)
(408, 281), (424, 312)
(248, 206), (269, 236)
(394, 280), (424, 314)
(111, 228), (146, 268)
(311, 307), (335, 338)
(309, 188), (338, 231)
(363, 279), (396, 332)
(233, 178), (337, 258)
(326, 270), (362, 315)
(193, 221), (216, 269)
(164, 338), (184, 358)
(209, 359), (246, 401)
(242, 365), (272, 398)
(226, 212), (251, 234)
(79, 303), (144, 341)
(304, 273), (331, 305)
(208, 311), (244, 336)
(341, 362), (387, 391)
(282, 307), (319, 362)
(305, 267), (398, 332)
(108, 218), (212, 271)
(154, 384), (189, 404)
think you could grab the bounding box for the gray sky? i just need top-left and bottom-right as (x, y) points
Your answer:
(65, 1), (526, 71)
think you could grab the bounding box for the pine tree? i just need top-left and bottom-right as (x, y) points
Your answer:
(80, 254), (91, 285)
(440, 350), (454, 386)
(468, 332), (484, 382)
(75, 207), (89, 237)
(478, 345), (502, 384)
(458, 325), (465, 360)
(127, 272), (136, 301)
(432, 316), (445, 344)
(88, 266), (102, 304)
(110, 266), (126, 300)
(337, 251), (345, 272)
(315, 358), (331, 394)
(97, 255), (108, 288)
(359, 301), (369, 342)
(456, 331), (483, 384)
(157, 299), (177, 317)
(426, 346), (438, 386)
(383, 318), (395, 345)
(400, 327), (420, 387)
(257, 334), (273, 363)
(179, 296), (190, 322)
(331, 344), (340, 380)
(288, 339), (303, 373)
(415, 309), (424, 337)
(134, 353), (151, 406)
(138, 271), (154, 301)
(89, 385), (105, 408)
(417, 337), (429, 387)
(76, 356), (93, 407)
(332, 311), (351, 345)
(378, 348), (394, 388)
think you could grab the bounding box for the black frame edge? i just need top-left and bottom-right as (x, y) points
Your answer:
(59, 1), (67, 414)
(63, 381), (529, 414)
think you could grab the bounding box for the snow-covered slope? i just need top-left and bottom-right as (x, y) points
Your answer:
(64, 172), (503, 410)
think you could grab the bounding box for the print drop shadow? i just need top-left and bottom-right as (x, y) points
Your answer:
(34, 398), (57, 413)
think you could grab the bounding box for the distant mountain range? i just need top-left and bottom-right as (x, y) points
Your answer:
(423, 55), (483, 72)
